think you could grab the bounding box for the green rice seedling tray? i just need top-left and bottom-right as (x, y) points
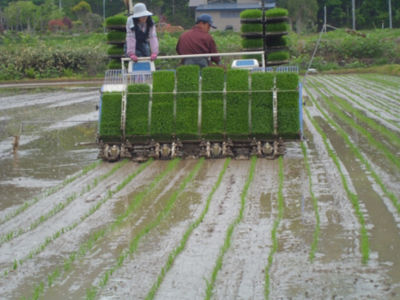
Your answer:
(151, 71), (175, 140)
(100, 92), (122, 138)
(201, 67), (225, 139)
(276, 73), (300, 138)
(226, 69), (249, 138)
(251, 72), (274, 138)
(126, 84), (150, 139)
(176, 65), (200, 139)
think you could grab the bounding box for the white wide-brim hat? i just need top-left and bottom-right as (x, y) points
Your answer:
(133, 3), (153, 18)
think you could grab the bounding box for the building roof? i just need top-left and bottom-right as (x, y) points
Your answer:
(189, 0), (207, 7)
(196, 2), (276, 11)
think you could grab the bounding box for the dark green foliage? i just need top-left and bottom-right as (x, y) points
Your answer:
(276, 73), (299, 138)
(107, 45), (124, 55)
(266, 22), (288, 32)
(266, 36), (288, 47)
(107, 59), (121, 69)
(242, 38), (263, 49)
(268, 51), (289, 61)
(105, 16), (127, 27)
(241, 24), (263, 33)
(126, 84), (150, 138)
(265, 8), (288, 17)
(151, 71), (175, 140)
(201, 67), (225, 139)
(107, 31), (126, 42)
(226, 69), (249, 138)
(251, 72), (274, 138)
(176, 65), (200, 139)
(99, 92), (122, 137)
(240, 9), (262, 19)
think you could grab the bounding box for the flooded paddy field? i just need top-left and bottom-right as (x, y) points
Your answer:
(0, 74), (399, 299)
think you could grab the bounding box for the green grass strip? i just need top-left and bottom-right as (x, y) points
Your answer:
(264, 156), (284, 299)
(310, 81), (400, 171)
(86, 158), (205, 300)
(1, 160), (128, 277)
(25, 159), (153, 299)
(357, 73), (400, 90)
(305, 86), (400, 214)
(205, 156), (257, 300)
(304, 104), (370, 264)
(146, 158), (231, 300)
(300, 142), (320, 262)
(0, 160), (101, 226)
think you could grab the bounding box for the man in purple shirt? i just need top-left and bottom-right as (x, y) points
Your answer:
(176, 14), (221, 68)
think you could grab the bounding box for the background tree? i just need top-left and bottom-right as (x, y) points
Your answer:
(287, 0), (318, 33)
(4, 1), (37, 31)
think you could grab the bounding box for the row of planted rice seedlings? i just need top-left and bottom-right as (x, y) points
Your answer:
(309, 80), (400, 171)
(24, 160), (153, 299)
(357, 73), (400, 90)
(303, 101), (370, 264)
(86, 158), (205, 300)
(264, 156), (284, 299)
(0, 160), (114, 247)
(325, 76), (400, 115)
(100, 69), (299, 139)
(313, 76), (400, 129)
(47, 159), (180, 291)
(300, 142), (321, 262)
(146, 158), (231, 299)
(205, 156), (257, 299)
(305, 87), (400, 215)
(0, 160), (101, 226)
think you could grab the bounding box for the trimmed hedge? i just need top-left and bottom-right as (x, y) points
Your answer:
(176, 65), (200, 139)
(268, 51), (289, 61)
(266, 8), (288, 17)
(226, 69), (249, 138)
(241, 24), (263, 33)
(242, 38), (263, 49)
(105, 15), (127, 27)
(240, 9), (262, 19)
(151, 71), (175, 140)
(107, 31), (126, 42)
(107, 45), (125, 55)
(276, 73), (299, 138)
(266, 22), (288, 32)
(99, 92), (122, 137)
(251, 72), (274, 138)
(201, 67), (225, 139)
(126, 84), (150, 138)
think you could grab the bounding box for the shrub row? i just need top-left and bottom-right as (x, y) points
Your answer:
(176, 65), (200, 139)
(0, 46), (107, 80)
(99, 70), (299, 139)
(126, 84), (150, 139)
(201, 67), (225, 139)
(151, 71), (175, 140)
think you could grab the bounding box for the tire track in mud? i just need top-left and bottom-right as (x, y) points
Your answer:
(153, 160), (251, 300)
(0, 160), (154, 299)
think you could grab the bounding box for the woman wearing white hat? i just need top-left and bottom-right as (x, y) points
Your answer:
(126, 3), (159, 62)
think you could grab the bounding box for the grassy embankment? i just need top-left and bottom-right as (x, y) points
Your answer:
(0, 28), (399, 81)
